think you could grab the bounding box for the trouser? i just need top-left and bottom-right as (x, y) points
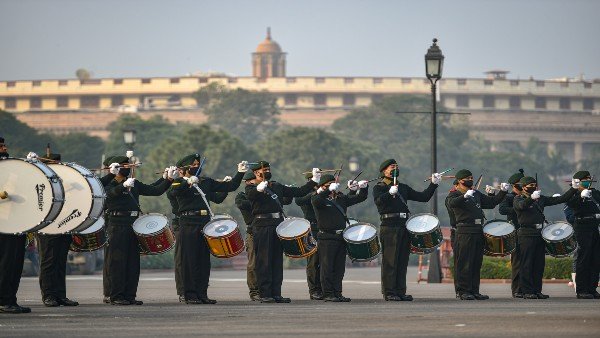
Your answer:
(0, 234), (26, 306)
(253, 224), (284, 298)
(455, 226), (484, 296)
(450, 228), (457, 293)
(106, 217), (140, 301)
(518, 228), (545, 295)
(172, 220), (183, 296)
(178, 216), (211, 300)
(510, 235), (521, 295)
(380, 224), (411, 296)
(37, 234), (72, 300)
(102, 245), (109, 297)
(318, 237), (346, 297)
(306, 229), (321, 294)
(246, 232), (259, 297)
(574, 224), (600, 295)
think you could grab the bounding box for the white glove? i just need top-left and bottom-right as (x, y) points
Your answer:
(389, 185), (398, 195)
(123, 178), (136, 188)
(126, 150), (134, 158)
(256, 181), (268, 192)
(167, 166), (179, 180)
(27, 152), (38, 160)
(358, 180), (368, 189)
(222, 176), (232, 182)
(329, 182), (340, 192)
(187, 176), (199, 185)
(500, 183), (511, 192)
(311, 168), (321, 184)
(162, 167), (169, 179)
(464, 190), (475, 199)
(238, 161), (248, 173)
(347, 180), (358, 191)
(431, 173), (442, 185)
(531, 190), (541, 200)
(317, 187), (325, 194)
(108, 163), (120, 175)
(485, 185), (495, 195)
(571, 178), (580, 189)
(581, 189), (592, 198)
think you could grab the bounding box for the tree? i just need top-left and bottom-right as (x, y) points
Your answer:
(75, 68), (91, 80)
(0, 110), (57, 157)
(579, 145), (600, 178)
(52, 133), (105, 168)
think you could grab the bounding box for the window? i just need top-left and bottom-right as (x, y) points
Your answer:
(583, 98), (594, 110)
(169, 78), (180, 84)
(456, 95), (469, 108)
(198, 78), (208, 84)
(535, 97), (546, 109)
(30, 97), (42, 109)
(536, 81), (545, 87)
(509, 96), (521, 109)
(343, 94), (355, 106)
(32, 81), (41, 87)
(168, 95), (181, 105)
(284, 94), (297, 106)
(510, 80), (519, 86)
(484, 79), (493, 86)
(584, 82), (592, 89)
(7, 81), (16, 87)
(286, 77), (296, 83)
(560, 82), (569, 88)
(373, 78), (383, 84)
(457, 78), (467, 85)
(344, 78), (354, 84)
(559, 97), (570, 110)
(59, 80), (68, 86)
(113, 79), (123, 85)
(5, 97), (16, 109)
(483, 95), (495, 108)
(81, 79), (101, 85)
(80, 96), (100, 108)
(141, 78), (152, 84)
(402, 78), (412, 84)
(57, 96), (69, 108)
(111, 95), (123, 107)
(315, 78), (325, 84)
(314, 94), (326, 106)
(228, 78), (238, 83)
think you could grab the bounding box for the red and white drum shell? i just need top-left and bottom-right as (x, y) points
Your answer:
(132, 213), (174, 255)
(203, 214), (245, 258)
(70, 217), (108, 252)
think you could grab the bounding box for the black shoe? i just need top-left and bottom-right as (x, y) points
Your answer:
(103, 296), (111, 304)
(16, 305), (31, 313)
(384, 295), (403, 301)
(474, 293), (489, 300)
(536, 293), (549, 299)
(260, 297), (276, 303)
(459, 294), (475, 300)
(199, 297), (217, 304)
(43, 296), (59, 307)
(250, 294), (261, 301)
(58, 298), (79, 306)
(512, 293), (523, 298)
(1, 305), (24, 314)
(128, 299), (143, 305)
(591, 291), (600, 299)
(324, 296), (342, 302)
(178, 296), (186, 303)
(577, 293), (594, 299)
(523, 294), (539, 299)
(273, 296), (291, 303)
(399, 294), (413, 301)
(111, 299), (132, 305)
(310, 292), (324, 300)
(455, 293), (460, 299)
(336, 294), (351, 302)
(184, 298), (203, 305)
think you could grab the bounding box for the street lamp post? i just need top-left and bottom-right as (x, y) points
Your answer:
(348, 156), (360, 174)
(123, 129), (137, 151)
(425, 38), (444, 283)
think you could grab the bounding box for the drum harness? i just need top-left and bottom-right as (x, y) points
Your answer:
(189, 156), (216, 219)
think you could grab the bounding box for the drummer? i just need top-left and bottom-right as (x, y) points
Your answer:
(498, 169), (525, 298)
(101, 155), (123, 304)
(566, 171), (600, 299)
(0, 136), (31, 314)
(171, 154), (246, 304)
(513, 176), (577, 299)
(447, 169), (509, 300)
(104, 155), (176, 305)
(444, 179), (459, 297)
(246, 161), (320, 303)
(373, 159), (441, 301)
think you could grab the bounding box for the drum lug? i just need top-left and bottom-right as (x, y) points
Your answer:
(92, 194), (106, 199)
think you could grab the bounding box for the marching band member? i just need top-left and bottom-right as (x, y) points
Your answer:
(513, 176), (577, 299)
(311, 174), (369, 302)
(445, 179), (459, 297)
(374, 159), (441, 301)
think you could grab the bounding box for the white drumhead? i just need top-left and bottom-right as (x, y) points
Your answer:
(542, 221), (574, 241)
(343, 223), (377, 242)
(204, 218), (238, 237)
(79, 217), (105, 234)
(212, 214), (233, 220)
(406, 213), (440, 234)
(0, 159), (58, 234)
(276, 218), (310, 238)
(483, 221), (515, 236)
(40, 163), (94, 234)
(132, 214), (169, 235)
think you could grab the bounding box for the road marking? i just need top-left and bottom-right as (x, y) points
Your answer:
(455, 324), (466, 327)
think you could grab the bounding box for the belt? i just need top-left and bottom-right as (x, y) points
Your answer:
(108, 211), (140, 217)
(457, 219), (483, 226)
(319, 229), (343, 235)
(181, 210), (209, 216)
(254, 212), (283, 219)
(521, 223), (544, 230)
(576, 214), (600, 221)
(380, 212), (409, 220)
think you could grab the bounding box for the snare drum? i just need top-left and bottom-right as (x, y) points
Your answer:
(132, 213), (174, 255)
(203, 215), (245, 258)
(0, 158), (65, 234)
(542, 221), (578, 257)
(40, 162), (105, 234)
(483, 220), (516, 257)
(276, 217), (317, 258)
(70, 217), (108, 252)
(343, 222), (380, 262)
(406, 213), (443, 255)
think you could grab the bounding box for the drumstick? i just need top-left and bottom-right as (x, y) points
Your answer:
(91, 163), (142, 171)
(345, 170), (364, 190)
(423, 168), (454, 182)
(345, 177), (382, 189)
(36, 156), (60, 164)
(301, 168), (342, 175)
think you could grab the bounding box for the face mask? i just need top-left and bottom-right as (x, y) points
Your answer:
(390, 169), (399, 178)
(524, 187), (536, 194)
(581, 181), (592, 189)
(119, 168), (131, 177)
(261, 172), (272, 180)
(462, 180), (473, 188)
(188, 166), (201, 176)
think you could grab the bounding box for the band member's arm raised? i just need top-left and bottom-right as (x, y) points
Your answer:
(295, 191), (313, 206)
(310, 189), (330, 209)
(235, 192), (252, 211)
(209, 171), (244, 193)
(373, 183), (394, 206)
(513, 194), (533, 211)
(346, 185), (369, 207)
(406, 182), (438, 202)
(281, 180), (318, 198)
(137, 178), (172, 196)
(447, 191), (469, 207)
(498, 194), (514, 216)
(210, 191), (228, 204)
(544, 187), (577, 207)
(479, 189), (507, 209)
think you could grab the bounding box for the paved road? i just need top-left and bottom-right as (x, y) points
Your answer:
(1, 267), (599, 337)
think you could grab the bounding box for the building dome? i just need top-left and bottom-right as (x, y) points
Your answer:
(255, 28), (282, 53)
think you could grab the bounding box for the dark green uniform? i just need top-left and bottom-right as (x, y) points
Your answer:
(98, 157), (116, 301)
(295, 189), (321, 297)
(513, 188), (576, 297)
(498, 191), (521, 295)
(445, 186), (459, 295)
(235, 191), (259, 299)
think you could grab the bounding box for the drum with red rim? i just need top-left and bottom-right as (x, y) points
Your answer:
(132, 213), (174, 255)
(203, 214), (245, 258)
(70, 217), (108, 252)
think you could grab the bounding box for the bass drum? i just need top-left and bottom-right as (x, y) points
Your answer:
(40, 162), (105, 234)
(0, 158), (64, 234)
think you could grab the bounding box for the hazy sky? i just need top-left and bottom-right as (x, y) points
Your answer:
(1, 0), (599, 81)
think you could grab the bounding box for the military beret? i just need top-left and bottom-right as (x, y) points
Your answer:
(379, 159), (397, 172)
(508, 169), (525, 185)
(176, 154), (200, 168)
(519, 176), (537, 186)
(250, 161), (270, 171)
(319, 174), (336, 186)
(455, 169), (473, 180)
(573, 170), (591, 180)
(243, 171), (256, 181)
(102, 156), (115, 167)
(111, 155), (129, 164)
(304, 171), (313, 180)
(0, 136), (4, 143)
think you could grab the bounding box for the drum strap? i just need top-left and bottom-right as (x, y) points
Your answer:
(264, 186), (287, 218)
(532, 201), (549, 225)
(327, 197), (351, 226)
(192, 184), (214, 218)
(397, 193), (410, 213)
